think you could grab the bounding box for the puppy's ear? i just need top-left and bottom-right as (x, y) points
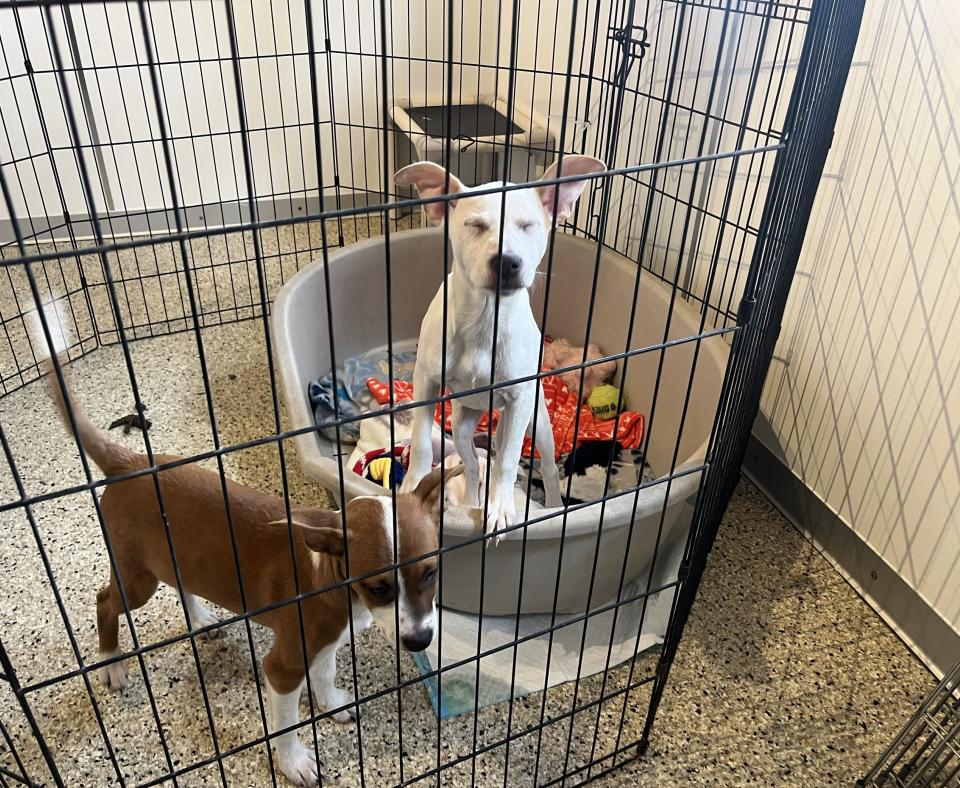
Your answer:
(395, 162), (465, 224)
(536, 156), (605, 222)
(410, 463), (465, 505)
(268, 513), (345, 556)
(298, 524), (345, 556)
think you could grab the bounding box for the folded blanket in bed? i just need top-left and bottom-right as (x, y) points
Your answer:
(308, 341), (418, 443)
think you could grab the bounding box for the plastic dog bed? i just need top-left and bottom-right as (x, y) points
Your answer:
(273, 228), (728, 615)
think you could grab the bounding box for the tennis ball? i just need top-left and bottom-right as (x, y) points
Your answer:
(588, 384), (621, 420)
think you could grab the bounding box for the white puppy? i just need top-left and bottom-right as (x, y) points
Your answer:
(395, 156), (606, 539)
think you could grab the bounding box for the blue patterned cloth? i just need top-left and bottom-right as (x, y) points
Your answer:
(308, 341), (418, 443)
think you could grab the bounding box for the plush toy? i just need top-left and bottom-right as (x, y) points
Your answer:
(587, 384), (622, 420)
(365, 455), (406, 489)
(542, 337), (617, 400)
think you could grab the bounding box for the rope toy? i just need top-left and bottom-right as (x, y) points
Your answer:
(365, 454), (407, 489)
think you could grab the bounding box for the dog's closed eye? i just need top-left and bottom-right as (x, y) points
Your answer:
(464, 219), (489, 233)
(517, 220), (535, 233)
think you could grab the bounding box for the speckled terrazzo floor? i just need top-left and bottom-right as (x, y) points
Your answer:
(0, 218), (936, 786)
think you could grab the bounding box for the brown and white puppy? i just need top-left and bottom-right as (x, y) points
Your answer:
(41, 324), (457, 787)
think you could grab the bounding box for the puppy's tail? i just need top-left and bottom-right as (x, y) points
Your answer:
(32, 302), (137, 477)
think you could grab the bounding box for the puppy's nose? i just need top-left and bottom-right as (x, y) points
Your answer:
(502, 254), (522, 273)
(401, 629), (434, 652)
(490, 253), (522, 274)
(490, 254), (523, 289)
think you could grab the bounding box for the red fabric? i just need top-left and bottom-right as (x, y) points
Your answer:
(365, 374), (644, 461)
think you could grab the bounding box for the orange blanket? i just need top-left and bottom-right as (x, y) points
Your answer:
(366, 374), (644, 461)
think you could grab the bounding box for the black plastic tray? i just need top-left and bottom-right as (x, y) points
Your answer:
(404, 103), (524, 139)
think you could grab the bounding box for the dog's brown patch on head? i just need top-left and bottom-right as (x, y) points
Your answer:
(395, 494), (439, 612)
(340, 497), (396, 608)
(395, 465), (460, 620)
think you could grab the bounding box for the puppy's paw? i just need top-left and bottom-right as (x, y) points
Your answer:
(463, 484), (481, 509)
(318, 686), (359, 724)
(189, 603), (222, 640)
(544, 485), (563, 510)
(278, 743), (323, 787)
(484, 487), (516, 545)
(97, 652), (128, 693)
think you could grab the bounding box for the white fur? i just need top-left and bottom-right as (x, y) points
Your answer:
(369, 497), (398, 638)
(30, 300), (69, 361)
(97, 650), (128, 693)
(183, 593), (221, 639)
(396, 157), (604, 541)
(309, 640), (356, 724)
(397, 563), (436, 644)
(266, 677), (322, 787)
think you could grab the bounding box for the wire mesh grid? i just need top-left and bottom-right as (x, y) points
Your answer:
(0, 0), (862, 785)
(859, 658), (960, 788)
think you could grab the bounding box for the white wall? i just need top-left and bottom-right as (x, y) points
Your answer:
(0, 0), (461, 225)
(760, 0), (960, 650)
(0, 6), (101, 221)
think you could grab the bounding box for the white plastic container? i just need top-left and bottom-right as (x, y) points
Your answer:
(273, 228), (728, 615)
(389, 95), (555, 188)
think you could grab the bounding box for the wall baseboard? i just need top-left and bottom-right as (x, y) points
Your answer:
(0, 191), (382, 247)
(744, 418), (958, 679)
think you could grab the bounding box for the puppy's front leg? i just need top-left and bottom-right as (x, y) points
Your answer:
(309, 642), (357, 724)
(531, 383), (563, 509)
(451, 402), (483, 507)
(485, 390), (534, 543)
(399, 365), (436, 493)
(264, 650), (322, 786)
